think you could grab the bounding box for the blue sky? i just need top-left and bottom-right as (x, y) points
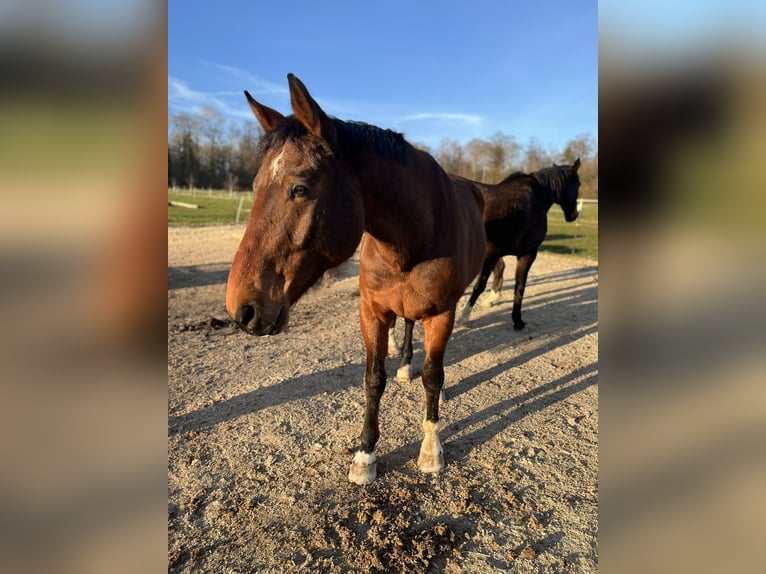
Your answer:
(169, 0), (598, 152)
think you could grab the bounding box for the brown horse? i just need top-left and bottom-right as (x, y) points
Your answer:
(226, 74), (486, 484)
(459, 161), (582, 329)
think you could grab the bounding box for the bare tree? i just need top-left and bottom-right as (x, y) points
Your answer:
(169, 113), (202, 190)
(562, 133), (595, 164)
(485, 132), (521, 182)
(465, 138), (492, 181)
(522, 137), (553, 172)
(235, 120), (263, 186)
(224, 170), (239, 194)
(435, 138), (466, 175)
(199, 105), (225, 146)
(167, 109), (597, 200)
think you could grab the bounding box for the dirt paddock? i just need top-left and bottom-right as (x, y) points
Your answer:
(168, 225), (598, 573)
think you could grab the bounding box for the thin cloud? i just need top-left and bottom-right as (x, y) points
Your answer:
(398, 112), (483, 125)
(205, 62), (289, 95)
(168, 76), (200, 102)
(168, 76), (253, 120)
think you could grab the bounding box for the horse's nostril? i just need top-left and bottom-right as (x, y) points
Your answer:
(236, 304), (256, 326)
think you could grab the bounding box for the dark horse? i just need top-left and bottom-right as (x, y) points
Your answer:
(459, 161), (582, 329)
(226, 75), (486, 484)
(390, 162), (581, 380)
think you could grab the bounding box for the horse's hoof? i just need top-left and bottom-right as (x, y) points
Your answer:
(396, 364), (411, 381)
(487, 290), (501, 305)
(513, 320), (525, 330)
(418, 451), (445, 473)
(348, 451), (377, 485)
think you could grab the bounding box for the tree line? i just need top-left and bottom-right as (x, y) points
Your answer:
(169, 107), (597, 199)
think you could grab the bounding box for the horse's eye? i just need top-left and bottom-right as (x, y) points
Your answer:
(290, 184), (309, 199)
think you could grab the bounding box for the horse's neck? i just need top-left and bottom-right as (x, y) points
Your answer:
(362, 190), (434, 257)
(354, 157), (436, 252)
(532, 173), (558, 211)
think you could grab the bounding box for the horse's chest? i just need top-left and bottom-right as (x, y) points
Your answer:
(360, 259), (452, 319)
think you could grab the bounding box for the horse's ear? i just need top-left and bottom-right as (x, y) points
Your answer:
(287, 73), (337, 144)
(244, 91), (284, 132)
(573, 157), (581, 170)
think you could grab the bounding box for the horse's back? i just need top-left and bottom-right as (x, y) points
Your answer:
(449, 174), (485, 214)
(472, 174), (548, 256)
(479, 174), (539, 218)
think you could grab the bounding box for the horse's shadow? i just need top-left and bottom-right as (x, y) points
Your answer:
(170, 265), (597, 459)
(447, 321), (597, 400)
(168, 361), (365, 437)
(168, 262), (230, 290)
(522, 264), (598, 287)
(374, 267), (596, 468)
(383, 363), (597, 470)
(400, 268), (598, 390)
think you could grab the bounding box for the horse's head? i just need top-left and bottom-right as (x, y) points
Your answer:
(226, 74), (364, 335)
(556, 158), (582, 222)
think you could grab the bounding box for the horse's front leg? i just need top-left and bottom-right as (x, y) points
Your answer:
(417, 310), (455, 473)
(512, 251), (537, 330)
(459, 255), (500, 324)
(348, 301), (392, 485)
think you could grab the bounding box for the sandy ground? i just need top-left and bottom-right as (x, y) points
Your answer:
(168, 224), (598, 573)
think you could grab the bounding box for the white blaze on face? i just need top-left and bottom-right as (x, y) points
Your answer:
(270, 147), (288, 178)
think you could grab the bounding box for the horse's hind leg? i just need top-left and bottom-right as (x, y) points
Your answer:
(387, 317), (401, 356)
(417, 310), (454, 473)
(488, 257), (506, 304)
(459, 255), (500, 324)
(349, 304), (391, 485)
(512, 251), (537, 330)
(395, 318), (415, 381)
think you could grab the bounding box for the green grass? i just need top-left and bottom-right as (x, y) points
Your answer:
(541, 202), (598, 260)
(168, 190), (598, 260)
(168, 190), (253, 226)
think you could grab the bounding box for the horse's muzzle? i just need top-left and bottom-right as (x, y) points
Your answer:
(233, 303), (288, 336)
(565, 210), (579, 222)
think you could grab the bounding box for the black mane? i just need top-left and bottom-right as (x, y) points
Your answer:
(251, 116), (409, 177)
(532, 165), (574, 198)
(335, 120), (409, 166)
